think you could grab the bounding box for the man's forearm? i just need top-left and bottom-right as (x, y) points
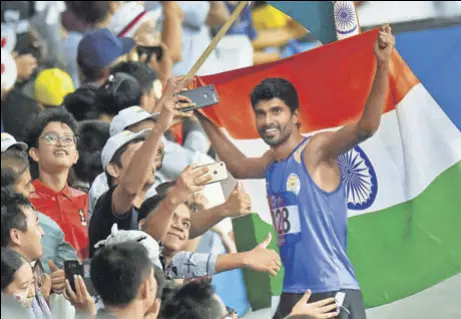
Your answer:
(119, 128), (164, 198)
(190, 203), (229, 238)
(206, 1), (230, 27)
(162, 6), (182, 63)
(197, 113), (249, 178)
(214, 252), (248, 273)
(356, 61), (390, 139)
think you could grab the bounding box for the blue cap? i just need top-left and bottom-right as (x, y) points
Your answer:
(77, 28), (135, 69)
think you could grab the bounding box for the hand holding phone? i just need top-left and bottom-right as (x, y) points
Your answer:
(175, 85), (219, 112)
(63, 270), (97, 316)
(64, 260), (83, 292)
(194, 162), (228, 185)
(152, 85), (219, 118)
(137, 45), (164, 63)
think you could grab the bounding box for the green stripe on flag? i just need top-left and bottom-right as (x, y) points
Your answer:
(233, 161), (461, 310)
(349, 160), (461, 307)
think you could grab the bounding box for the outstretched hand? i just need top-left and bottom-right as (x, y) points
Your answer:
(242, 233), (281, 277)
(289, 289), (339, 319)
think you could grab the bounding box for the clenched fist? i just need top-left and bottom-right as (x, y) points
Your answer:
(374, 24), (395, 65)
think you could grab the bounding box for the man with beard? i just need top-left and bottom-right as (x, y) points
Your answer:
(197, 25), (395, 319)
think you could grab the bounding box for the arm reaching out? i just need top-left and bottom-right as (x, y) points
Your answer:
(197, 112), (273, 179)
(215, 233), (281, 276)
(307, 24), (395, 168)
(189, 182), (251, 238)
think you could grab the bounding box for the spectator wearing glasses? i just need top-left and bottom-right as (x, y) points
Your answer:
(25, 108), (89, 260)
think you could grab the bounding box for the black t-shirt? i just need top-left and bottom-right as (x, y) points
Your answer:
(88, 186), (139, 257)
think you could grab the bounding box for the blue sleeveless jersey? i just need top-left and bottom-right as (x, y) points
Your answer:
(265, 138), (360, 293)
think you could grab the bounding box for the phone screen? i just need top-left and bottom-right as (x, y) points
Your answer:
(137, 45), (163, 62)
(64, 260), (83, 291)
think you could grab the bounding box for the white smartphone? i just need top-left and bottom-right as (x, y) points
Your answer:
(197, 161), (228, 185)
(335, 291), (346, 314)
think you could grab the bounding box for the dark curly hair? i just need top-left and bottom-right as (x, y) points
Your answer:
(24, 107), (78, 148)
(250, 78), (299, 113)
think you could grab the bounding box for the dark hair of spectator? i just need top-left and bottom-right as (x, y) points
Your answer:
(159, 281), (223, 319)
(97, 72), (143, 117)
(77, 60), (110, 83)
(67, 1), (111, 26)
(90, 242), (154, 306)
(0, 189), (32, 248)
(63, 86), (103, 121)
(250, 78), (299, 113)
(110, 61), (158, 94)
(1, 152), (30, 188)
(159, 280), (181, 314)
(1, 247), (28, 290)
(138, 194), (167, 223)
(24, 107), (78, 148)
(75, 120), (110, 185)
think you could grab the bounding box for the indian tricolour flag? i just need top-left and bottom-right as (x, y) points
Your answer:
(193, 28), (461, 310)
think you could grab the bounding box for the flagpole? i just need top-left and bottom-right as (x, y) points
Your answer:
(180, 1), (250, 87)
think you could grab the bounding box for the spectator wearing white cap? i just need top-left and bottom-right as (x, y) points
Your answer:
(88, 82), (209, 256)
(1, 132), (27, 153)
(88, 105), (248, 236)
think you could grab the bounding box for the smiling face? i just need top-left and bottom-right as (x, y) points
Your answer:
(162, 203), (191, 253)
(29, 121), (79, 173)
(253, 98), (300, 147)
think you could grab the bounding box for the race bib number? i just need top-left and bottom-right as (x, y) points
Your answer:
(272, 205), (301, 236)
(269, 192), (301, 242)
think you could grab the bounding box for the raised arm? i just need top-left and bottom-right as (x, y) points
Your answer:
(161, 1), (183, 63)
(306, 25), (395, 166)
(197, 112), (273, 179)
(112, 79), (193, 214)
(111, 123), (166, 215)
(205, 1), (230, 28)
